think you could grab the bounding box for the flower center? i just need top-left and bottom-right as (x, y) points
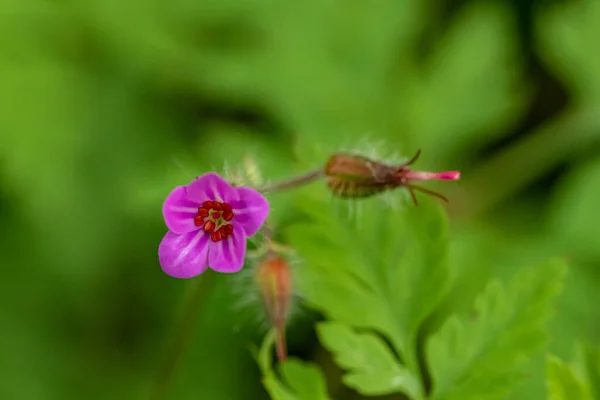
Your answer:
(194, 200), (235, 242)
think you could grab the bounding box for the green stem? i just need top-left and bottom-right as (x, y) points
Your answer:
(404, 338), (426, 400)
(150, 271), (215, 400)
(257, 169), (325, 193)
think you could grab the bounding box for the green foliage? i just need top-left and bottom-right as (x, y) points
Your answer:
(545, 343), (600, 400)
(580, 344), (600, 399)
(405, 1), (528, 161)
(1, 0), (598, 399)
(536, 0), (600, 104)
(254, 329), (331, 400)
(286, 194), (450, 396)
(546, 354), (589, 400)
(317, 321), (421, 398)
(427, 259), (567, 400)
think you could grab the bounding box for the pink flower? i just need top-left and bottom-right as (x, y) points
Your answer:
(159, 173), (269, 278)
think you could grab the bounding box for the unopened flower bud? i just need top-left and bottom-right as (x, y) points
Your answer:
(255, 254), (292, 362)
(324, 149), (460, 205)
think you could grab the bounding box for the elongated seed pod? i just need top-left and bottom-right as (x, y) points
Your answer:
(325, 153), (400, 198)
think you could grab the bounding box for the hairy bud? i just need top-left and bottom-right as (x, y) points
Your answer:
(255, 254), (292, 362)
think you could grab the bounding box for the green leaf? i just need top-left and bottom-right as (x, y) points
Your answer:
(546, 354), (590, 400)
(579, 343), (600, 399)
(254, 330), (331, 400)
(427, 259), (567, 400)
(278, 359), (331, 400)
(549, 148), (600, 263)
(286, 195), (450, 397)
(317, 321), (421, 398)
(536, 0), (600, 104)
(404, 0), (527, 162)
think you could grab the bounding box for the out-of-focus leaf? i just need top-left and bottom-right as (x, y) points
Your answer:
(317, 321), (420, 398)
(278, 359), (330, 400)
(548, 156), (600, 260)
(580, 343), (600, 399)
(546, 354), (590, 400)
(403, 0), (527, 163)
(427, 259), (567, 400)
(255, 330), (331, 400)
(536, 0), (600, 104)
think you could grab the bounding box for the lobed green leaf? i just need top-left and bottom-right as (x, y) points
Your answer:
(317, 321), (421, 398)
(427, 259), (567, 400)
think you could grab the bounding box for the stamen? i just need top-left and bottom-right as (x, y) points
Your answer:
(211, 231), (222, 242)
(195, 200), (235, 241)
(203, 220), (215, 233)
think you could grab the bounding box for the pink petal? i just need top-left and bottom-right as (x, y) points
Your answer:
(208, 227), (246, 273)
(186, 173), (239, 204)
(231, 187), (269, 236)
(404, 170), (461, 181)
(162, 186), (201, 234)
(159, 230), (210, 278)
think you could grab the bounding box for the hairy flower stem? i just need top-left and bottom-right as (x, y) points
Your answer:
(275, 325), (287, 363)
(150, 271), (215, 400)
(258, 169), (324, 193)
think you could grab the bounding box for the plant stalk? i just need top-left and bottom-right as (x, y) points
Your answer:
(150, 271), (215, 400)
(258, 169), (325, 193)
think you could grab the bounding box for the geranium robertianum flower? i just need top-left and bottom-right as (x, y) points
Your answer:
(159, 173), (269, 278)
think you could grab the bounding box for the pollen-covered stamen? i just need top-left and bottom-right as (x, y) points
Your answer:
(193, 200), (235, 241)
(203, 220), (215, 233)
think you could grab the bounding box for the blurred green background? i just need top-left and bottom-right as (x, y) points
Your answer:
(1, 0), (599, 398)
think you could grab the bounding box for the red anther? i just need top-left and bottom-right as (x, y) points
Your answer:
(194, 216), (205, 226)
(222, 210), (233, 221)
(217, 226), (228, 238)
(221, 203), (232, 212)
(213, 202), (222, 211)
(211, 212), (221, 219)
(203, 220), (215, 233)
(225, 224), (234, 234)
(211, 231), (222, 242)
(197, 208), (209, 217)
(202, 201), (213, 209)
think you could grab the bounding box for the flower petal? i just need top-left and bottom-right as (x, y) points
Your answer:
(208, 227), (246, 273)
(162, 186), (201, 234)
(231, 186), (269, 236)
(159, 230), (210, 278)
(186, 172), (239, 204)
